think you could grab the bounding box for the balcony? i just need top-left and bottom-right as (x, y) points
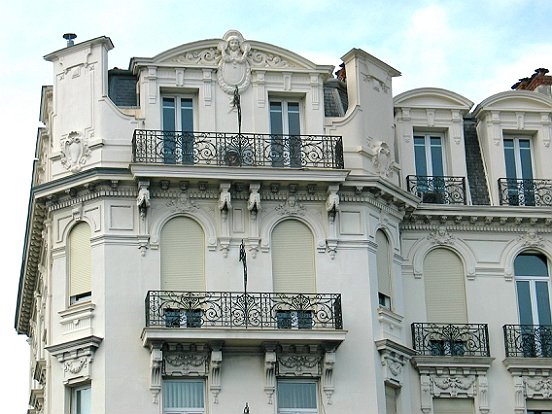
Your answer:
(406, 175), (467, 205)
(498, 178), (552, 206)
(142, 290), (345, 347)
(503, 324), (552, 357)
(411, 323), (490, 357)
(132, 129), (344, 169)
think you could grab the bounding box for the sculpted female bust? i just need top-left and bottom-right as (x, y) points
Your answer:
(217, 30), (251, 94)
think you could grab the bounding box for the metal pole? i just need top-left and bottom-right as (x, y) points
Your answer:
(239, 240), (248, 328)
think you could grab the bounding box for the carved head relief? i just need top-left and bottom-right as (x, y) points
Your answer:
(217, 30), (251, 94)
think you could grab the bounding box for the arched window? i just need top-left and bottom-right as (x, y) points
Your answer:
(68, 222), (92, 305)
(515, 252), (551, 326)
(376, 230), (392, 309)
(160, 217), (205, 291)
(423, 248), (467, 323)
(271, 220), (315, 293)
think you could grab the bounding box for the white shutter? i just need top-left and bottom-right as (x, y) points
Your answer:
(272, 220), (316, 293)
(376, 230), (392, 297)
(69, 222), (92, 298)
(433, 398), (475, 414)
(160, 217), (205, 291)
(424, 248), (467, 323)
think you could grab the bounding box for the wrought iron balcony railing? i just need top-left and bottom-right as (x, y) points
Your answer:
(406, 175), (467, 205)
(145, 290), (343, 330)
(498, 178), (552, 206)
(411, 323), (490, 357)
(132, 130), (344, 169)
(503, 324), (552, 357)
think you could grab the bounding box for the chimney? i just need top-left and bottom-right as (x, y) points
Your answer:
(62, 33), (77, 47)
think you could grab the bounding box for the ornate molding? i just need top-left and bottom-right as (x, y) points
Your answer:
(427, 226), (455, 245)
(217, 30), (251, 94)
(517, 230), (545, 247)
(277, 344), (322, 377)
(163, 343), (209, 376)
(45, 335), (102, 385)
(274, 195), (306, 216)
(61, 131), (90, 172)
(166, 193), (199, 213)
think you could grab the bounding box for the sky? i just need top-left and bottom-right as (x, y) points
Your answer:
(1, 0), (551, 411)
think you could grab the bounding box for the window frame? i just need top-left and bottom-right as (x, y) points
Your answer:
(413, 132), (446, 178)
(515, 252), (551, 326)
(269, 98), (304, 168)
(162, 378), (205, 414)
(161, 94), (197, 165)
(70, 384), (91, 414)
(504, 136), (534, 180)
(277, 379), (318, 414)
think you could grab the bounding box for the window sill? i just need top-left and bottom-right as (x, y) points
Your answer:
(59, 302), (96, 336)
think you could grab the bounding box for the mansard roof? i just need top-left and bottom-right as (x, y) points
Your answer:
(473, 90), (552, 116)
(394, 87), (473, 111)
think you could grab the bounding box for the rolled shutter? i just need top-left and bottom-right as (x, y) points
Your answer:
(376, 230), (392, 298)
(433, 398), (475, 414)
(424, 248), (467, 323)
(272, 220), (316, 293)
(69, 222), (92, 298)
(160, 217), (205, 291)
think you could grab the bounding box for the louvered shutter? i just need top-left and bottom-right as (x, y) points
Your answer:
(424, 248), (467, 323)
(69, 222), (92, 298)
(160, 217), (205, 291)
(433, 398), (475, 414)
(376, 230), (392, 298)
(272, 220), (316, 293)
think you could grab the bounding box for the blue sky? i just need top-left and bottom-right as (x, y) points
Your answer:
(2, 0), (552, 410)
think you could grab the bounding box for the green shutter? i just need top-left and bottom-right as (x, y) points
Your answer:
(376, 230), (392, 297)
(272, 220), (316, 293)
(69, 222), (92, 298)
(433, 398), (474, 414)
(424, 248), (467, 323)
(160, 217), (205, 291)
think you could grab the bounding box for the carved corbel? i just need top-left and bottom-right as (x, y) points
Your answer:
(150, 346), (163, 404)
(219, 183), (232, 222)
(247, 183), (261, 219)
(210, 349), (223, 404)
(326, 185), (340, 222)
(478, 375), (489, 414)
(137, 180), (151, 221)
(514, 376), (525, 414)
(264, 350), (276, 404)
(420, 374), (432, 414)
(322, 351), (336, 404)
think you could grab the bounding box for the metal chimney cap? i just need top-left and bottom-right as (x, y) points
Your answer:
(62, 33), (77, 46)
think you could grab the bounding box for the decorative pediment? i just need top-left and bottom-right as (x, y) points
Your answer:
(394, 87), (474, 111)
(475, 90), (552, 115)
(130, 30), (331, 74)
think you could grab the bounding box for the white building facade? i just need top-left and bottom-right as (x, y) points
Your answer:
(15, 31), (552, 414)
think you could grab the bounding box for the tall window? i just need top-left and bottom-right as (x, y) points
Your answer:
(71, 385), (91, 414)
(271, 220), (316, 293)
(68, 222), (92, 305)
(515, 253), (551, 326)
(163, 380), (204, 414)
(376, 230), (392, 309)
(423, 248), (467, 324)
(504, 137), (534, 205)
(270, 100), (301, 167)
(160, 217), (205, 291)
(162, 96), (194, 164)
(414, 134), (444, 177)
(277, 380), (317, 414)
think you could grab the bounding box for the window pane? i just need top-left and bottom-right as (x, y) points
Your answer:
(270, 102), (283, 135)
(278, 382), (317, 409)
(536, 281), (552, 325)
(517, 281), (534, 325)
(287, 102), (300, 135)
(163, 98), (176, 131)
(515, 254), (548, 277)
(180, 98), (194, 132)
(430, 137), (443, 176)
(75, 387), (91, 414)
(504, 139), (517, 179)
(163, 380), (204, 409)
(519, 140), (533, 179)
(414, 137), (427, 176)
